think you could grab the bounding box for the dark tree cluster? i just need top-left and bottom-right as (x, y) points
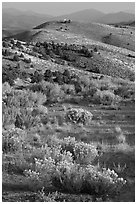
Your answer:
(29, 68), (82, 93)
(33, 41), (94, 60)
(2, 65), (20, 85)
(31, 41), (100, 73)
(2, 49), (12, 56)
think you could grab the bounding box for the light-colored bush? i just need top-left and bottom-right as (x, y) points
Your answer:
(24, 138), (126, 197)
(61, 84), (75, 95)
(93, 90), (121, 105)
(2, 82), (12, 96)
(60, 136), (98, 165)
(2, 127), (27, 153)
(66, 108), (93, 125)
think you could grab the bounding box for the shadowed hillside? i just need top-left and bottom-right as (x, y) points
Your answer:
(5, 20), (135, 51)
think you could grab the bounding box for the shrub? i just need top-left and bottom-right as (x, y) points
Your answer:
(63, 69), (71, 78)
(93, 90), (120, 105)
(44, 69), (53, 80)
(2, 102), (19, 128)
(2, 49), (11, 56)
(83, 86), (97, 101)
(3, 89), (47, 109)
(61, 84), (75, 95)
(28, 91), (47, 106)
(60, 137), (98, 165)
(45, 83), (65, 103)
(2, 128), (27, 153)
(24, 138), (126, 199)
(13, 54), (20, 61)
(94, 47), (98, 52)
(20, 53), (24, 58)
(53, 164), (126, 196)
(19, 108), (41, 129)
(2, 82), (12, 96)
(114, 84), (135, 99)
(66, 108), (93, 125)
(24, 58), (31, 63)
(15, 114), (24, 129)
(74, 82), (82, 93)
(31, 71), (43, 83)
(3, 41), (10, 48)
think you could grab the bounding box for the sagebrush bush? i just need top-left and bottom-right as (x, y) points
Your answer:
(66, 108), (93, 125)
(13, 54), (20, 61)
(60, 137), (98, 165)
(24, 137), (126, 198)
(2, 89), (47, 129)
(46, 83), (65, 103)
(2, 127), (27, 153)
(2, 106), (19, 128)
(114, 84), (135, 99)
(3, 89), (47, 108)
(2, 82), (12, 97)
(61, 84), (75, 95)
(93, 90), (121, 105)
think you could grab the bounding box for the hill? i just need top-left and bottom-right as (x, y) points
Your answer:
(7, 20), (135, 51)
(2, 10), (135, 202)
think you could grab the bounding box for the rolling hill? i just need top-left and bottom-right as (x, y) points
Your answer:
(2, 6), (135, 202)
(6, 20), (134, 51)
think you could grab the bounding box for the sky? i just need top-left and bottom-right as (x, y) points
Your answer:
(2, 2), (135, 16)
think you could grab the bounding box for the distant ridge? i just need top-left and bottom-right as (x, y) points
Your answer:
(52, 8), (105, 23)
(2, 8), (53, 30)
(50, 9), (135, 24)
(97, 11), (135, 24)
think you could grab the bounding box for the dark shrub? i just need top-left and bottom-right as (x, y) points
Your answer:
(31, 71), (43, 83)
(63, 69), (71, 78)
(13, 54), (20, 61)
(33, 46), (39, 53)
(94, 47), (98, 52)
(44, 70), (53, 80)
(15, 114), (24, 129)
(2, 49), (11, 56)
(75, 82), (82, 93)
(54, 75), (64, 85)
(2, 41), (9, 48)
(20, 53), (24, 58)
(16, 41), (22, 48)
(85, 50), (93, 58)
(10, 39), (15, 45)
(36, 42), (41, 47)
(24, 58), (31, 63)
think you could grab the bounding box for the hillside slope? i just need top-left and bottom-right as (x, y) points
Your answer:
(8, 21), (135, 51)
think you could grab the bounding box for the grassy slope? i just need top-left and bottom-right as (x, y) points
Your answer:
(2, 101), (135, 201)
(13, 21), (135, 51)
(4, 27), (134, 81)
(2, 23), (135, 201)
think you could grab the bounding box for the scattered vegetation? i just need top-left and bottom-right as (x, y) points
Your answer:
(2, 35), (135, 202)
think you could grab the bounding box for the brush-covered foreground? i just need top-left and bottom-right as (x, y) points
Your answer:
(2, 28), (135, 202)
